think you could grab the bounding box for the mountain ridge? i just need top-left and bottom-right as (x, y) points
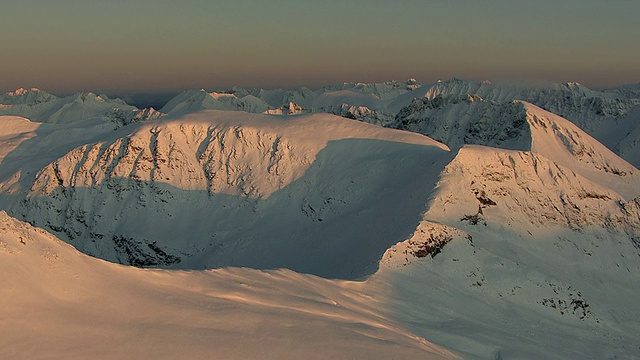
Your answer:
(87, 78), (637, 167)
(1, 84), (640, 358)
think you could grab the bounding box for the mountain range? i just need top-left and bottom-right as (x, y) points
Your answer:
(1, 78), (639, 359)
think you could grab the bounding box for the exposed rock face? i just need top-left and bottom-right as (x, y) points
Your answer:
(394, 96), (531, 151)
(380, 221), (471, 269)
(29, 121), (308, 198)
(427, 146), (640, 233)
(21, 118), (317, 266)
(320, 104), (394, 127)
(393, 79), (640, 168)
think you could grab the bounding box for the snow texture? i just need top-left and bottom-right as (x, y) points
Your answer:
(1, 78), (639, 359)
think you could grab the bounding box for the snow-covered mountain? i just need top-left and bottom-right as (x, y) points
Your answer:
(372, 106), (640, 358)
(160, 89), (273, 116)
(1, 80), (640, 358)
(0, 88), (163, 125)
(602, 82), (640, 99)
(394, 97), (639, 199)
(161, 79), (423, 123)
(376, 141), (640, 358)
(7, 111), (450, 278)
(160, 78), (640, 168)
(398, 79), (640, 168)
(0, 87), (58, 105)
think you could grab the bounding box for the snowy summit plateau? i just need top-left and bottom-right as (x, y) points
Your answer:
(1, 78), (639, 359)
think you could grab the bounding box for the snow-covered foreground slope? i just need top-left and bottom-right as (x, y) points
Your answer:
(376, 225), (640, 359)
(0, 211), (456, 360)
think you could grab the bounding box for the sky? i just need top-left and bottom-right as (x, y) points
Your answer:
(1, 0), (639, 94)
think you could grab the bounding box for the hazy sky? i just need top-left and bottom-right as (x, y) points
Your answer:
(1, 0), (638, 94)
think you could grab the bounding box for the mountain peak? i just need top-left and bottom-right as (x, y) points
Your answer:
(6, 87), (41, 96)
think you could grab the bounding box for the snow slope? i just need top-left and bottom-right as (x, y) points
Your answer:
(395, 97), (639, 199)
(7, 110), (451, 278)
(376, 144), (640, 359)
(2, 85), (640, 359)
(523, 102), (639, 200)
(425, 145), (639, 232)
(0, 211), (456, 360)
(376, 223), (640, 359)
